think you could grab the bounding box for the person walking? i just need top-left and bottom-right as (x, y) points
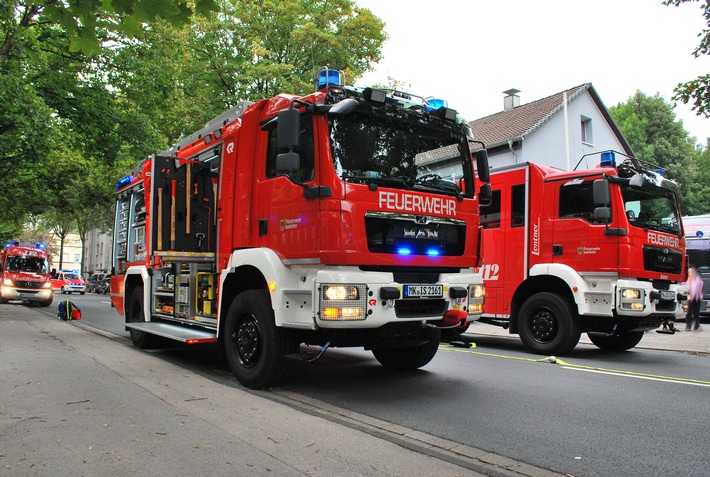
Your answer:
(685, 267), (703, 332)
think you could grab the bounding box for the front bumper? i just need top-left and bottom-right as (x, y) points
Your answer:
(1, 286), (53, 302)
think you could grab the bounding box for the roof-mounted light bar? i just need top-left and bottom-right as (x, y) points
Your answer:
(116, 174), (135, 191)
(315, 68), (344, 91)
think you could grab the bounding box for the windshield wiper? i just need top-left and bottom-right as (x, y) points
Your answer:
(412, 175), (461, 196)
(342, 175), (411, 190)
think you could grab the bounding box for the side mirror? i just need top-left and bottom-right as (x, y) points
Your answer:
(476, 149), (490, 183)
(594, 206), (612, 224)
(592, 179), (610, 207)
(277, 108), (301, 151)
(479, 183), (493, 206)
(276, 151), (300, 174)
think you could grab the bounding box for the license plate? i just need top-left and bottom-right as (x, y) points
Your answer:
(660, 290), (674, 300)
(403, 285), (443, 298)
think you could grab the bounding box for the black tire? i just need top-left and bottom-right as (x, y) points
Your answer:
(224, 290), (296, 389)
(588, 331), (644, 351)
(518, 292), (581, 355)
(372, 328), (441, 370)
(127, 286), (160, 349)
(80, 292), (85, 295)
(38, 297), (53, 307)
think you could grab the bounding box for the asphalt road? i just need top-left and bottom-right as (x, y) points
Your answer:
(43, 293), (710, 477)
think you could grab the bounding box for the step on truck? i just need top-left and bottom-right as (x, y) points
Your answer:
(111, 69), (492, 388)
(474, 152), (687, 355)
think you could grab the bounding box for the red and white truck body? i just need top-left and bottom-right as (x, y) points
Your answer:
(474, 155), (687, 354)
(111, 71), (491, 388)
(0, 243), (53, 306)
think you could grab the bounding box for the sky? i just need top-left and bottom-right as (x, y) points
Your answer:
(353, 0), (710, 146)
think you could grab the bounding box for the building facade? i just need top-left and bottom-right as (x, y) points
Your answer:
(469, 84), (634, 171)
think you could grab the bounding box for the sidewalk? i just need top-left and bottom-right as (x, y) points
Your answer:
(467, 321), (710, 355)
(0, 304), (560, 477)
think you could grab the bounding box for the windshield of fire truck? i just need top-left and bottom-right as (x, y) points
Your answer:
(622, 186), (682, 236)
(6, 256), (49, 273)
(328, 104), (472, 197)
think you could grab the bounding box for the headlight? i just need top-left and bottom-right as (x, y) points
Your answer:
(3, 278), (13, 286)
(42, 282), (52, 289)
(468, 284), (485, 315)
(619, 288), (645, 311)
(323, 285), (360, 301)
(319, 284), (367, 321)
(621, 289), (641, 299)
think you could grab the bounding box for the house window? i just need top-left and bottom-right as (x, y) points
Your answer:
(581, 116), (593, 145)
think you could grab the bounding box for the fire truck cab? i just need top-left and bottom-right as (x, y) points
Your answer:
(475, 152), (687, 355)
(0, 243), (53, 306)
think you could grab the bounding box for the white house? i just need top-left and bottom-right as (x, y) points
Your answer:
(469, 84), (634, 171)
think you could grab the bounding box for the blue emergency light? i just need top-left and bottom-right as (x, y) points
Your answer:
(116, 174), (134, 191)
(315, 69), (343, 90)
(425, 98), (448, 112)
(697, 231), (704, 238)
(653, 168), (665, 177)
(425, 248), (441, 256)
(600, 151), (616, 167)
(397, 247), (412, 256)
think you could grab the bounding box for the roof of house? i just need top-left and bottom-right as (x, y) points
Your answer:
(469, 83), (634, 156)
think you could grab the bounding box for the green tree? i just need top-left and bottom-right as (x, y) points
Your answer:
(105, 0), (387, 143)
(609, 91), (708, 214)
(663, 0), (710, 118)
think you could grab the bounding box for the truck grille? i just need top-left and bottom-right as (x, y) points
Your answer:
(365, 212), (465, 256)
(642, 245), (683, 274)
(15, 281), (42, 289)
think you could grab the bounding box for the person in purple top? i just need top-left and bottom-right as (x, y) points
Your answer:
(685, 267), (704, 332)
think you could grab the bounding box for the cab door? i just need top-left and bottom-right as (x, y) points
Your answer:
(550, 178), (619, 273)
(480, 168), (528, 318)
(254, 111), (322, 259)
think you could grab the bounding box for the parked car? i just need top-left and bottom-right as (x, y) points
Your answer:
(86, 273), (107, 293)
(51, 271), (86, 295)
(95, 277), (111, 295)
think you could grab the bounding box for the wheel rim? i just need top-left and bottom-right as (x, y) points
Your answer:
(233, 314), (260, 368)
(529, 308), (558, 343)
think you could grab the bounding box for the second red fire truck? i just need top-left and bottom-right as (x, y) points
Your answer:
(474, 152), (687, 355)
(111, 70), (491, 388)
(0, 243), (53, 306)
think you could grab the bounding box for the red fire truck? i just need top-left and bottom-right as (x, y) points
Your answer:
(111, 69), (491, 388)
(0, 243), (53, 306)
(474, 152), (687, 355)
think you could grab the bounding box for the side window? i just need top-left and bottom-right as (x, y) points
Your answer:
(559, 181), (598, 222)
(481, 190), (501, 229)
(511, 184), (525, 227)
(266, 112), (315, 183)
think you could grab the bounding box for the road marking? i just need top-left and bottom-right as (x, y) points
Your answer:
(561, 367), (710, 387)
(439, 344), (710, 387)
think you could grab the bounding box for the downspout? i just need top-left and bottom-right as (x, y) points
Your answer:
(508, 140), (518, 164)
(563, 91), (570, 171)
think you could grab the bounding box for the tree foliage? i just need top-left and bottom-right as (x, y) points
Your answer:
(0, 0), (386, 254)
(663, 0), (710, 118)
(106, 0), (386, 143)
(609, 91), (710, 215)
